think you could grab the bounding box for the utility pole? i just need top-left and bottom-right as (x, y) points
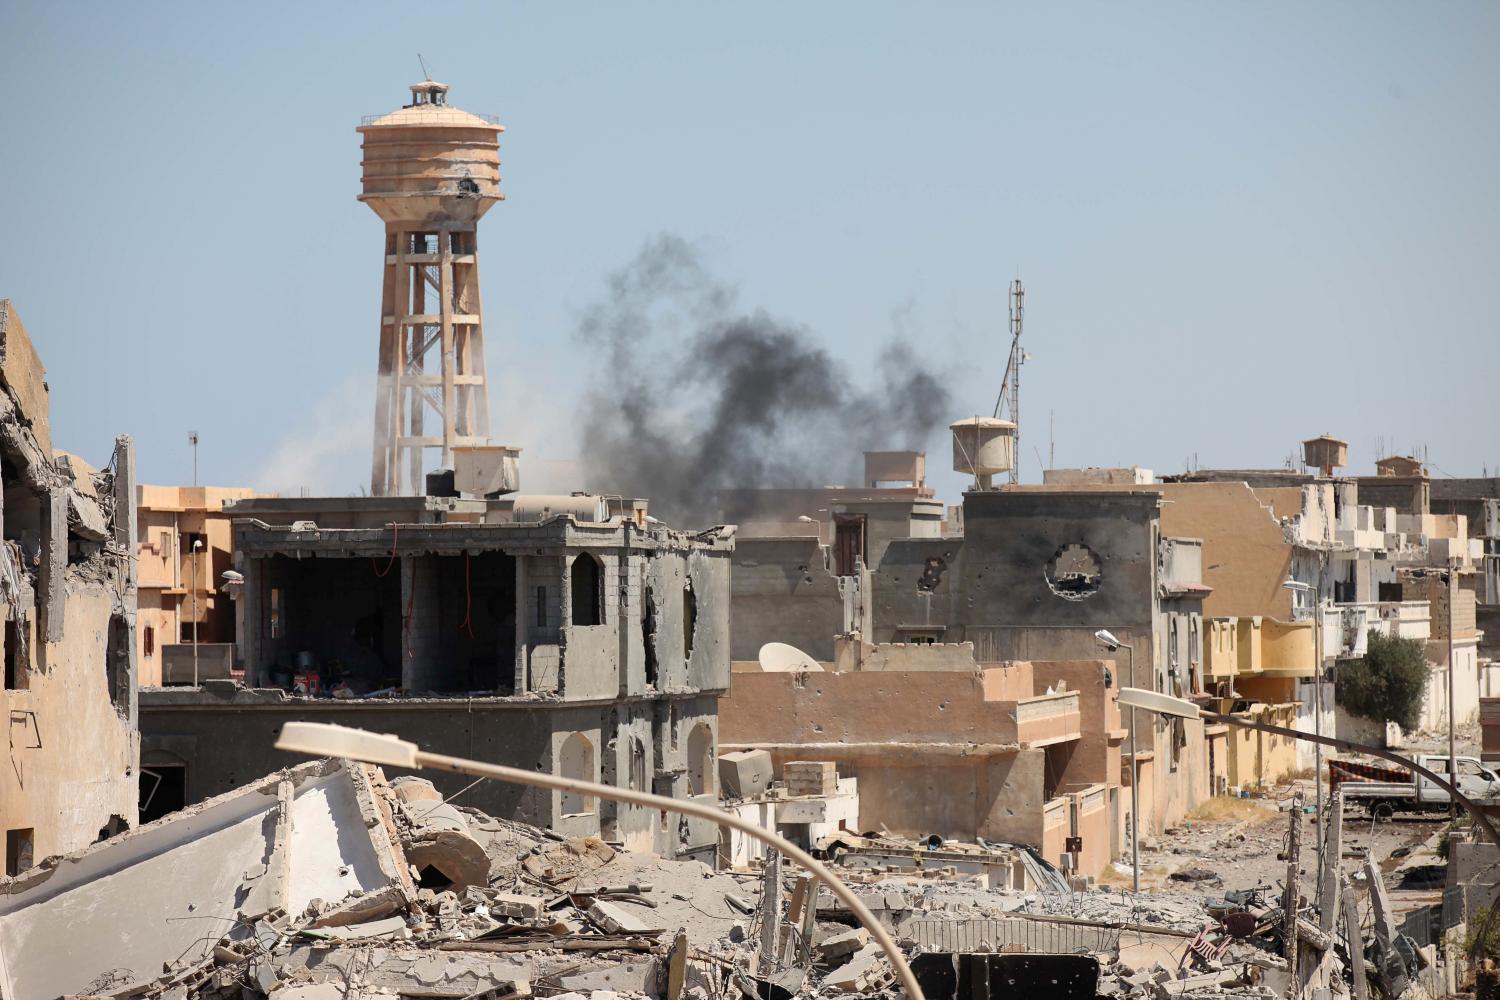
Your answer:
(1448, 566), (1458, 819)
(191, 537), (203, 686)
(1314, 548), (1325, 888)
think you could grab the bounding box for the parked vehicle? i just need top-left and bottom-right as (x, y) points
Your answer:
(1331, 755), (1500, 814)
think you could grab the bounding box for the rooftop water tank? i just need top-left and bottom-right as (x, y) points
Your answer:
(950, 417), (1016, 489)
(1301, 435), (1348, 478)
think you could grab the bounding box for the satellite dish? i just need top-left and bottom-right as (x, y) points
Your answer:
(758, 642), (823, 673)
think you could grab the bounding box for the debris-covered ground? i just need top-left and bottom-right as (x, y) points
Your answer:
(0, 754), (1476, 1000)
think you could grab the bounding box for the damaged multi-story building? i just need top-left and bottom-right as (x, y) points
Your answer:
(139, 488), (735, 858)
(724, 425), (1211, 866)
(136, 485), (254, 687)
(0, 300), (139, 873)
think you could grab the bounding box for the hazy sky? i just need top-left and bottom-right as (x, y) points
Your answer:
(1, 1), (1496, 503)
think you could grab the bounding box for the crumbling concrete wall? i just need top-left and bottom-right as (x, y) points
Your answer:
(730, 537), (850, 661)
(0, 301), (138, 865)
(139, 688), (724, 860)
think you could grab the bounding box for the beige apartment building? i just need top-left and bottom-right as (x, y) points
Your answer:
(136, 485), (253, 686)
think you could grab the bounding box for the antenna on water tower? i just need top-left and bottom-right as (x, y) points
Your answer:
(992, 279), (1025, 484)
(189, 430), (199, 487)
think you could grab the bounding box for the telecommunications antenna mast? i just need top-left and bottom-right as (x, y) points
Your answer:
(992, 279), (1025, 484)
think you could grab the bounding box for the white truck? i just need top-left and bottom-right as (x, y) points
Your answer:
(1332, 755), (1500, 814)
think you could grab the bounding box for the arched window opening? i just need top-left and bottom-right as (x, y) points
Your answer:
(559, 732), (595, 816)
(629, 736), (648, 792)
(687, 722), (714, 797)
(571, 553), (603, 627)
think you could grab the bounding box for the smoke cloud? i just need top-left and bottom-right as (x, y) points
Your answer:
(576, 235), (952, 527)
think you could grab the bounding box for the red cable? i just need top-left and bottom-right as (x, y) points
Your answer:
(459, 552), (475, 639)
(373, 522), (399, 577)
(403, 558), (416, 663)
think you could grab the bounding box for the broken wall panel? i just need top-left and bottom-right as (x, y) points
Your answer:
(2, 302), (140, 866)
(0, 760), (410, 1000)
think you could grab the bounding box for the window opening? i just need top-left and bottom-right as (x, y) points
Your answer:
(570, 553), (603, 626)
(559, 733), (596, 816)
(642, 583), (659, 688)
(682, 577), (697, 660)
(687, 722), (713, 796)
(6, 828), (35, 877)
(139, 765), (188, 824)
(3, 617), (22, 690)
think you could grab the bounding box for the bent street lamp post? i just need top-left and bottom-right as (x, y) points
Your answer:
(1096, 629), (1140, 895)
(1115, 687), (1500, 960)
(275, 721), (925, 1000)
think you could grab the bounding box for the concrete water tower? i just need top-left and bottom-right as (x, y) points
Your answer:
(360, 80), (503, 496)
(950, 417), (1016, 490)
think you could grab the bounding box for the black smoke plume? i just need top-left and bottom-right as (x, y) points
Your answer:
(575, 235), (952, 528)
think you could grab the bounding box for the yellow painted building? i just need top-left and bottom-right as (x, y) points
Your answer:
(136, 485), (254, 686)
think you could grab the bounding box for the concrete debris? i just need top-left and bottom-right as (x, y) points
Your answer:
(717, 750), (773, 800)
(391, 777), (493, 892)
(0, 754), (1452, 1000)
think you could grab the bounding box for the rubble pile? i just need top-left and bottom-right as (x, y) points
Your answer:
(0, 766), (1459, 1000)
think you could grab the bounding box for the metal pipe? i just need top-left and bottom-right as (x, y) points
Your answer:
(415, 749), (922, 999)
(274, 722), (924, 1000)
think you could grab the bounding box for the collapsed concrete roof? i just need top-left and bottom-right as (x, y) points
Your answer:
(0, 759), (412, 1000)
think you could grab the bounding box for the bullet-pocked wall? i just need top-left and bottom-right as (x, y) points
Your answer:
(871, 490), (1161, 663)
(728, 537), (866, 662)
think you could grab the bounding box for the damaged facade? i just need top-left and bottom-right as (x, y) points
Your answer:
(0, 299), (139, 872)
(729, 481), (1210, 851)
(140, 494), (733, 859)
(720, 650), (1122, 877)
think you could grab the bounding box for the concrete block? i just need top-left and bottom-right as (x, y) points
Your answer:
(824, 942), (889, 992)
(817, 927), (869, 958)
(718, 749), (773, 800)
(783, 760), (837, 797)
(489, 893), (546, 919)
(587, 900), (663, 935)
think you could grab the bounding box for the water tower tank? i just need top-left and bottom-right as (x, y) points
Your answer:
(1301, 435), (1348, 478)
(950, 417), (1016, 489)
(358, 80), (503, 226)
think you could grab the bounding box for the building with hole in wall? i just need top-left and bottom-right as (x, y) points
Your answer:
(138, 492), (734, 862)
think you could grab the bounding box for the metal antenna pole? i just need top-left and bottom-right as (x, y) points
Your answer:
(991, 279), (1025, 484)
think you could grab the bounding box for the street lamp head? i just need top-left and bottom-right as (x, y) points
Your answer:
(1094, 629), (1123, 651)
(1117, 686), (1202, 720)
(192, 539), (204, 551)
(277, 721), (418, 768)
(1281, 578), (1312, 592)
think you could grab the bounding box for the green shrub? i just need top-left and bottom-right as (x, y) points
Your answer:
(1335, 630), (1428, 732)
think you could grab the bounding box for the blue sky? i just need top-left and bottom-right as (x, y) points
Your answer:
(1, 1), (1495, 501)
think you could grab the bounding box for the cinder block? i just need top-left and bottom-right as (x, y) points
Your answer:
(784, 760), (837, 797)
(718, 749), (773, 800)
